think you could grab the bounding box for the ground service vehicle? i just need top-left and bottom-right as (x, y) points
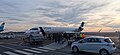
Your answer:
(24, 27), (45, 45)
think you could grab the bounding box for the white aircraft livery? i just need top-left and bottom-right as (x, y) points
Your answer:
(43, 22), (84, 32)
(26, 22), (84, 36)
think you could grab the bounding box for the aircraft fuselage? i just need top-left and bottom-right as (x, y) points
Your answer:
(42, 27), (78, 33)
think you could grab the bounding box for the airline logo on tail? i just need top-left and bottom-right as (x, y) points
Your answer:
(78, 22), (85, 32)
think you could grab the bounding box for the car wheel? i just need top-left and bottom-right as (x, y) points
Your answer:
(100, 49), (109, 55)
(72, 46), (79, 53)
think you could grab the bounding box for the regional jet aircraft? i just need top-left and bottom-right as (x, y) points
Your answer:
(38, 22), (84, 35)
(41, 22), (85, 33)
(27, 22), (84, 36)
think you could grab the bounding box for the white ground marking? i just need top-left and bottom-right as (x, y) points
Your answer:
(15, 50), (33, 55)
(4, 51), (19, 55)
(31, 48), (49, 52)
(38, 47), (56, 50)
(23, 49), (42, 53)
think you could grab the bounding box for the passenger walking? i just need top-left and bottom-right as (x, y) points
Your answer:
(56, 33), (60, 44)
(64, 33), (68, 41)
(54, 33), (57, 43)
(59, 33), (65, 44)
(52, 33), (54, 40)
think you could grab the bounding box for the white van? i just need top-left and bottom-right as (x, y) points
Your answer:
(24, 27), (45, 44)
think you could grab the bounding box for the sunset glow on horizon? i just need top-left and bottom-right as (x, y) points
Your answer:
(0, 0), (120, 32)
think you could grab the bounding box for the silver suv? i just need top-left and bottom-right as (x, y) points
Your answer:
(71, 36), (116, 55)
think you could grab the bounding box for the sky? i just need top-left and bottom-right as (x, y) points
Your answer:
(0, 0), (120, 32)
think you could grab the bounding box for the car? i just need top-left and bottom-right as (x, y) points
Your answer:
(25, 28), (40, 35)
(71, 36), (116, 55)
(0, 33), (15, 39)
(68, 37), (83, 45)
(24, 27), (45, 45)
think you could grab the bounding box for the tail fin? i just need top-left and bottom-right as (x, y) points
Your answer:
(39, 27), (46, 36)
(78, 22), (85, 31)
(98, 28), (102, 32)
(1, 22), (5, 26)
(80, 22), (84, 27)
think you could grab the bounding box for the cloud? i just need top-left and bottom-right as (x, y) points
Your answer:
(116, 8), (120, 12)
(0, 0), (120, 32)
(54, 0), (110, 24)
(106, 18), (120, 28)
(86, 18), (114, 27)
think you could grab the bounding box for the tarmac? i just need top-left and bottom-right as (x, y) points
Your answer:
(0, 32), (120, 55)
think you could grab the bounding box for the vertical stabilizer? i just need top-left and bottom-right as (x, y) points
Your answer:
(78, 22), (85, 31)
(39, 27), (46, 36)
(1, 22), (5, 26)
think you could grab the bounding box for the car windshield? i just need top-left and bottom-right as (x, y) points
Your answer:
(30, 28), (38, 30)
(104, 38), (113, 43)
(78, 38), (86, 43)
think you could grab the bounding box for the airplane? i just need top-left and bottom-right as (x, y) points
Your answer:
(26, 22), (85, 36)
(39, 22), (85, 36)
(0, 22), (5, 32)
(98, 28), (102, 32)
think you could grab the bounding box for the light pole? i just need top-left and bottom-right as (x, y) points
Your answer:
(116, 31), (120, 46)
(118, 32), (120, 45)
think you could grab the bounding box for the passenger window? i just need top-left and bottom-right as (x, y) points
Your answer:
(30, 28), (38, 30)
(94, 38), (101, 43)
(85, 38), (101, 43)
(84, 38), (91, 43)
(79, 39), (86, 43)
